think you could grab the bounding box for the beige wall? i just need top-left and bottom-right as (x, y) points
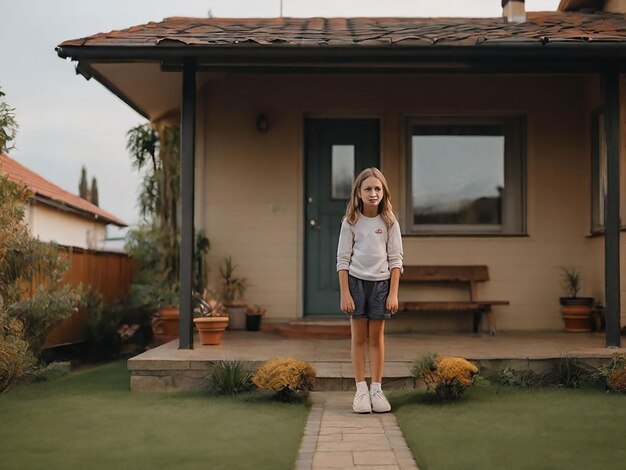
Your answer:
(196, 72), (625, 331)
(27, 203), (107, 250)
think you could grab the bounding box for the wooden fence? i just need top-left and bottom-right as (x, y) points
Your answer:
(43, 246), (136, 348)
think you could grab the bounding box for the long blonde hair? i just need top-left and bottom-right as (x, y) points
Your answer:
(344, 167), (395, 228)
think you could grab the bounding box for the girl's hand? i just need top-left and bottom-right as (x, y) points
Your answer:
(386, 293), (399, 315)
(341, 293), (355, 314)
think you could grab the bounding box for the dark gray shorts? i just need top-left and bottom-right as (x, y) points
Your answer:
(348, 274), (391, 320)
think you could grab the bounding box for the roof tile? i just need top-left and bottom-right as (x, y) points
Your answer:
(59, 12), (626, 49)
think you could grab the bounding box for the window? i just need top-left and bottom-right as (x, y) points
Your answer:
(591, 111), (607, 232)
(406, 116), (525, 234)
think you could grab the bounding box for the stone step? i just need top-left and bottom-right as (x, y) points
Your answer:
(263, 320), (351, 340)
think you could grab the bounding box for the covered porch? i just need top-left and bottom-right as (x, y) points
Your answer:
(129, 329), (623, 392)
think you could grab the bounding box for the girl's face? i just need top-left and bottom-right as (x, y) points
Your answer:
(359, 176), (384, 212)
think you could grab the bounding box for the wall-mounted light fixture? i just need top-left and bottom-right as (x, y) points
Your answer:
(256, 114), (269, 133)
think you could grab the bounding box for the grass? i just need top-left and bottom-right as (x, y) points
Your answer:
(0, 361), (309, 470)
(390, 385), (626, 470)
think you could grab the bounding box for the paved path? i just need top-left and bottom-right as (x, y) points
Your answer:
(296, 392), (419, 470)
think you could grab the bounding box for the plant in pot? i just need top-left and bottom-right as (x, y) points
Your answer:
(193, 290), (229, 345)
(219, 256), (248, 330)
(246, 305), (266, 332)
(559, 267), (593, 332)
(149, 285), (180, 344)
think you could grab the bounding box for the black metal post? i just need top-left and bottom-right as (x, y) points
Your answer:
(179, 59), (196, 349)
(603, 68), (621, 348)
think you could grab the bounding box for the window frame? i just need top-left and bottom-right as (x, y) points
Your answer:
(405, 115), (526, 235)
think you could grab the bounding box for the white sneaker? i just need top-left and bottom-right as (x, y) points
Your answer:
(370, 389), (391, 413)
(352, 389), (372, 413)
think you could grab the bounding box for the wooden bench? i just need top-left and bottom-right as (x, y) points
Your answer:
(398, 265), (509, 335)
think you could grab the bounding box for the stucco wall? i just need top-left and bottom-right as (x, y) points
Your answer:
(196, 72), (625, 331)
(27, 203), (107, 250)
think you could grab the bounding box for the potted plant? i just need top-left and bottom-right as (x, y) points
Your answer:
(219, 256), (248, 330)
(559, 267), (593, 332)
(193, 290), (229, 345)
(246, 305), (266, 331)
(150, 285), (180, 344)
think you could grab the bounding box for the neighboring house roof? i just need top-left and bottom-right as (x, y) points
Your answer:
(58, 12), (626, 50)
(0, 153), (127, 227)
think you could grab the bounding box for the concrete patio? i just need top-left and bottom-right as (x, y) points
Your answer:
(128, 330), (624, 392)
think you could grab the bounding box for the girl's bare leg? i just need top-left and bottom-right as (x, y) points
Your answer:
(350, 319), (369, 382)
(368, 320), (385, 383)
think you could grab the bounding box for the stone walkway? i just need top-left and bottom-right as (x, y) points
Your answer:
(296, 392), (419, 470)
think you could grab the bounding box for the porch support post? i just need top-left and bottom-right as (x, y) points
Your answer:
(603, 68), (621, 348)
(179, 59), (196, 349)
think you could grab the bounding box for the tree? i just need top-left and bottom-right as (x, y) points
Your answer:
(90, 177), (99, 206)
(0, 87), (18, 153)
(78, 165), (89, 199)
(126, 123), (180, 290)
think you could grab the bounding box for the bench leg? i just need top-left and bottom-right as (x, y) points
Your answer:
(485, 307), (496, 335)
(472, 310), (482, 334)
(473, 308), (496, 335)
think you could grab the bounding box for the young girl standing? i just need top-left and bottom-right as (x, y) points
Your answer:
(336, 167), (403, 413)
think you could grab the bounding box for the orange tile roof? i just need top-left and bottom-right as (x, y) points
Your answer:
(59, 12), (626, 49)
(0, 153), (127, 227)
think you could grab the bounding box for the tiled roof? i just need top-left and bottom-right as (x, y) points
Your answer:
(0, 153), (127, 227)
(59, 12), (626, 49)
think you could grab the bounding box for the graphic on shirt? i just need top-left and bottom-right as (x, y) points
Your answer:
(375, 229), (383, 234)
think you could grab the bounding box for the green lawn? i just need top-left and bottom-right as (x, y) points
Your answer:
(390, 385), (626, 470)
(0, 362), (309, 470)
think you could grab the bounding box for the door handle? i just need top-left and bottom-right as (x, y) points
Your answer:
(309, 219), (321, 230)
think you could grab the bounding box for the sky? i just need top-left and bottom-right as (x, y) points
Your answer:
(0, 0), (560, 243)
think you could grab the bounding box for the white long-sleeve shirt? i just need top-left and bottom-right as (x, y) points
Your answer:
(336, 213), (403, 281)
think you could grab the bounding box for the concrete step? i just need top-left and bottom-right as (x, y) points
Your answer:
(263, 319), (351, 340)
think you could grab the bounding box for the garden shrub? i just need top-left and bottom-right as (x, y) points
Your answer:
(412, 353), (479, 401)
(607, 367), (626, 393)
(496, 366), (547, 388)
(252, 358), (316, 402)
(209, 360), (253, 395)
(0, 307), (35, 393)
(551, 356), (592, 389)
(592, 353), (626, 391)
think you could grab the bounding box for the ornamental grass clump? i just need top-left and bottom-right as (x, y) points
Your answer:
(252, 358), (316, 402)
(607, 367), (626, 393)
(209, 361), (253, 395)
(411, 353), (479, 401)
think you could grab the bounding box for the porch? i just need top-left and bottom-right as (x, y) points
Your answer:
(128, 330), (624, 392)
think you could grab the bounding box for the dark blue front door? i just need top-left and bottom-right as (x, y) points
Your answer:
(304, 119), (380, 316)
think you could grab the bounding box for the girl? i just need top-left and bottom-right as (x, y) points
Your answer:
(336, 167), (403, 413)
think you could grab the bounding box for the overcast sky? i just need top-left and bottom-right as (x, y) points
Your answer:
(0, 0), (560, 239)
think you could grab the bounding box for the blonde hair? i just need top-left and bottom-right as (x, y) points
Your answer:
(344, 167), (395, 228)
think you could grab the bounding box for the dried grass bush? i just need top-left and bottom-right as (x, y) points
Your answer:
(252, 358), (316, 402)
(412, 353), (479, 401)
(607, 367), (626, 393)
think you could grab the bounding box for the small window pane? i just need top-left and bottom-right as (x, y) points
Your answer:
(412, 135), (504, 226)
(332, 145), (354, 199)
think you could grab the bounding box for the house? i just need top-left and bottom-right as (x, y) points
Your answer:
(56, 0), (624, 347)
(0, 153), (127, 249)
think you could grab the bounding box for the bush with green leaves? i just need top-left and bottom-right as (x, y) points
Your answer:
(208, 360), (253, 395)
(551, 356), (592, 389)
(0, 173), (81, 390)
(496, 366), (547, 388)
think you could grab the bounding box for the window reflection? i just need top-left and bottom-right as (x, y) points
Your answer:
(332, 145), (354, 199)
(412, 135), (504, 226)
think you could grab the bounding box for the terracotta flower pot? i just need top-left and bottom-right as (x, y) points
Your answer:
(193, 316), (230, 345)
(559, 297), (593, 332)
(152, 306), (180, 344)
